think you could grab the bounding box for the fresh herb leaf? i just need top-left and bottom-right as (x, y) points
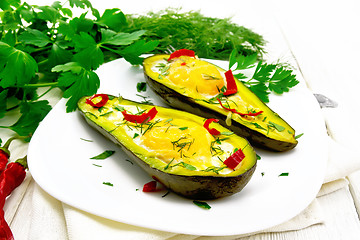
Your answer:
(268, 121), (285, 132)
(295, 133), (304, 139)
(90, 150), (115, 160)
(279, 172), (289, 177)
(103, 182), (113, 186)
(136, 82), (147, 92)
(229, 50), (299, 102)
(193, 200), (211, 210)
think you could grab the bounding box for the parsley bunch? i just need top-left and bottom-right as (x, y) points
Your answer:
(0, 0), (159, 139)
(229, 49), (299, 102)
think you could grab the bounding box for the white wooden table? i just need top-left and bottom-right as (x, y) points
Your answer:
(3, 0), (360, 239)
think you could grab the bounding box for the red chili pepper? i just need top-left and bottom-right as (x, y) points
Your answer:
(85, 94), (109, 108)
(217, 98), (263, 117)
(142, 180), (157, 192)
(122, 107), (158, 124)
(223, 149), (245, 170)
(203, 119), (221, 135)
(0, 149), (9, 174)
(223, 70), (238, 96)
(167, 49), (195, 61)
(0, 161), (26, 240)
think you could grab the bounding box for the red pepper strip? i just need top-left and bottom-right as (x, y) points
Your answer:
(122, 107), (158, 124)
(167, 49), (195, 61)
(0, 162), (26, 240)
(223, 70), (238, 96)
(203, 119), (221, 135)
(85, 94), (109, 108)
(223, 149), (245, 170)
(0, 150), (9, 174)
(217, 98), (263, 117)
(142, 180), (157, 192)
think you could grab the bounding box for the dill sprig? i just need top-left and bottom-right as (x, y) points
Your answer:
(122, 8), (266, 60)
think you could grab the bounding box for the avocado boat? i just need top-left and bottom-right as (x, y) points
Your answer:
(78, 94), (257, 199)
(143, 52), (298, 151)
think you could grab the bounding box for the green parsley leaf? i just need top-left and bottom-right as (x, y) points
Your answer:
(193, 200), (211, 210)
(54, 64), (100, 112)
(18, 28), (51, 48)
(97, 8), (127, 32)
(229, 49), (257, 70)
(73, 32), (104, 70)
(118, 40), (159, 65)
(90, 150), (115, 160)
(0, 42), (38, 88)
(8, 100), (52, 138)
(0, 89), (8, 118)
(136, 82), (147, 92)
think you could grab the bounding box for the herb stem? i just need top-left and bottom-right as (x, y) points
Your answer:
(22, 82), (59, 88)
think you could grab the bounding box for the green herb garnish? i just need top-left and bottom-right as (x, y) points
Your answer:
(103, 182), (114, 186)
(136, 82), (147, 92)
(229, 49), (299, 102)
(268, 121), (285, 132)
(90, 150), (115, 160)
(193, 200), (211, 210)
(279, 172), (289, 177)
(295, 133), (304, 139)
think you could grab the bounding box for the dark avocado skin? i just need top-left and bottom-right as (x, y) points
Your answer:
(144, 73), (297, 152)
(78, 98), (257, 200)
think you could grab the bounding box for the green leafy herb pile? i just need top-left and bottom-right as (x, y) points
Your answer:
(229, 50), (299, 102)
(123, 8), (266, 60)
(0, 0), (293, 142)
(0, 0), (159, 139)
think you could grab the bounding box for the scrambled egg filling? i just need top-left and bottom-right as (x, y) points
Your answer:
(167, 57), (225, 96)
(139, 118), (215, 169)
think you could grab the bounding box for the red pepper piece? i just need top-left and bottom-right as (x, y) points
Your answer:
(0, 150), (9, 174)
(167, 49), (195, 61)
(0, 162), (26, 240)
(203, 119), (221, 135)
(142, 180), (157, 192)
(86, 94), (109, 108)
(217, 98), (263, 117)
(223, 149), (245, 170)
(122, 107), (158, 124)
(223, 70), (238, 96)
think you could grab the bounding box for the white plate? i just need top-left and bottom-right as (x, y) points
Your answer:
(27, 58), (328, 236)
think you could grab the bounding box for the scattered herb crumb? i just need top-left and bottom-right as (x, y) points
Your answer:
(279, 172), (289, 177)
(80, 138), (93, 142)
(92, 164), (102, 167)
(126, 159), (134, 165)
(261, 172), (265, 176)
(193, 200), (211, 210)
(162, 191), (170, 198)
(103, 182), (113, 187)
(90, 150), (115, 160)
(256, 154), (261, 160)
(137, 82), (147, 92)
(295, 133), (304, 139)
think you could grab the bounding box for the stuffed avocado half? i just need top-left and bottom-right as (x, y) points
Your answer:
(78, 94), (257, 199)
(143, 53), (298, 152)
